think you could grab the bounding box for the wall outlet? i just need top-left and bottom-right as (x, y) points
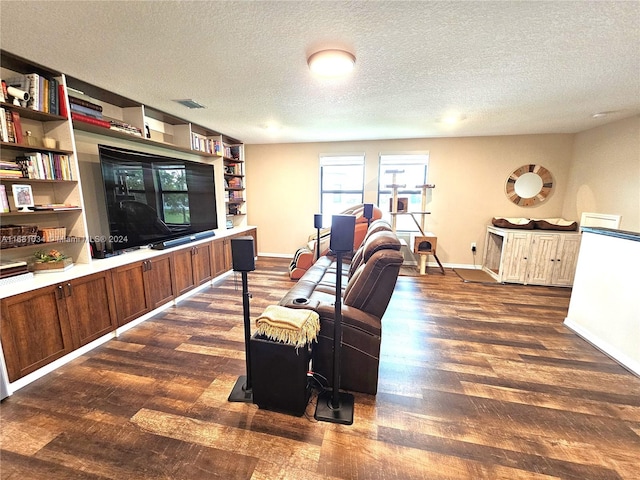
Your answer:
(471, 242), (477, 253)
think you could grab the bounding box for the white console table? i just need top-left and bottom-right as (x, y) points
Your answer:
(564, 227), (640, 376)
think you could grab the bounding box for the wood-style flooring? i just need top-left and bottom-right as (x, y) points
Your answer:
(1, 257), (639, 479)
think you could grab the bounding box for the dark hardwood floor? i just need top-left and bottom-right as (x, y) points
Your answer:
(1, 257), (639, 479)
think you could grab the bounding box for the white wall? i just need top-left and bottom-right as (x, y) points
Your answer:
(562, 115), (640, 232)
(245, 134), (575, 264)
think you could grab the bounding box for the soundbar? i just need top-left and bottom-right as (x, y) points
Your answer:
(150, 230), (215, 250)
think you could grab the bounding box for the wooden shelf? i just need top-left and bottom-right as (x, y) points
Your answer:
(0, 177), (77, 184)
(0, 102), (68, 122)
(1, 208), (82, 218)
(0, 141), (73, 155)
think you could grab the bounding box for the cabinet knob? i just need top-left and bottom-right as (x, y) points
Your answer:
(551, 259), (555, 262)
(66, 283), (73, 297)
(557, 258), (561, 262)
(56, 285), (64, 300)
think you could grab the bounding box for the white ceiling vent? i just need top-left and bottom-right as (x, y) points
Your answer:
(173, 99), (206, 109)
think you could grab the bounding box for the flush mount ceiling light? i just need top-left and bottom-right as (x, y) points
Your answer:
(308, 49), (356, 77)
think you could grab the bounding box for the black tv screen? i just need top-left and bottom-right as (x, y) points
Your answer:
(98, 145), (217, 251)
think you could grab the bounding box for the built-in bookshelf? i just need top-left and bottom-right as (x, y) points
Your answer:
(223, 146), (246, 229)
(1, 51), (90, 266)
(1, 49), (246, 270)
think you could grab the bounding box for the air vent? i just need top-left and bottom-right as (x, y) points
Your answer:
(173, 99), (206, 109)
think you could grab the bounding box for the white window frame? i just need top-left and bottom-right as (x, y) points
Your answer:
(378, 152), (430, 232)
(319, 154), (365, 225)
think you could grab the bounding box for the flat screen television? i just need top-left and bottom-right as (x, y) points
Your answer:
(98, 144), (217, 251)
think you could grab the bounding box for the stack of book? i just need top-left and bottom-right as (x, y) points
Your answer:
(0, 161), (25, 178)
(109, 120), (142, 136)
(69, 96), (110, 129)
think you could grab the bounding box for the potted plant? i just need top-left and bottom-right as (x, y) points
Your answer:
(32, 249), (73, 272)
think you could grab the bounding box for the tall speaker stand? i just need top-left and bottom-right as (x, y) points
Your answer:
(315, 249), (354, 424)
(228, 271), (254, 402)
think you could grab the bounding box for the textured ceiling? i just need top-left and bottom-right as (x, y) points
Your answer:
(1, 1), (639, 144)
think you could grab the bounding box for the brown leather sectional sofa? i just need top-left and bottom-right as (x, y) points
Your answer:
(279, 220), (404, 395)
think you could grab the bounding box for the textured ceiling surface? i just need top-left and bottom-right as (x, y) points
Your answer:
(1, 1), (638, 144)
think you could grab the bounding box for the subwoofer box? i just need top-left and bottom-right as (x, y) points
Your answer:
(250, 334), (311, 416)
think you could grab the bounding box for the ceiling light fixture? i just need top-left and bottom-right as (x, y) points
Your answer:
(308, 49), (356, 77)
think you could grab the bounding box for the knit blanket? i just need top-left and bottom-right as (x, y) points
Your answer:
(255, 305), (320, 348)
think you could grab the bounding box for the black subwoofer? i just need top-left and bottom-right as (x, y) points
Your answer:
(250, 334), (311, 416)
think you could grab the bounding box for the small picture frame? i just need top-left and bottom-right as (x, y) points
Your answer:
(11, 184), (34, 212)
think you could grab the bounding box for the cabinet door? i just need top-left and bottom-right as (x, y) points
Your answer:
(146, 254), (176, 308)
(551, 234), (582, 286)
(173, 248), (196, 296)
(212, 238), (228, 277)
(64, 271), (118, 347)
(527, 233), (559, 285)
(112, 261), (150, 326)
(502, 232), (531, 283)
(0, 285), (74, 382)
(193, 242), (213, 285)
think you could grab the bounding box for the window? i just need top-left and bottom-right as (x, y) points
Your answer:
(378, 153), (430, 231)
(156, 165), (190, 225)
(319, 154), (365, 224)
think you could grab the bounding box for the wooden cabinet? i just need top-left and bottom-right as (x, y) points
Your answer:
(173, 243), (213, 296)
(529, 232), (582, 287)
(111, 254), (175, 326)
(145, 254), (176, 309)
(483, 226), (581, 286)
(212, 228), (257, 275)
(0, 270), (116, 382)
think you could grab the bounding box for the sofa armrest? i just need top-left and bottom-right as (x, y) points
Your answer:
(315, 302), (381, 337)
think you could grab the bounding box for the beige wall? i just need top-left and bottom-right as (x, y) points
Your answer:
(246, 134), (575, 265)
(562, 115), (640, 232)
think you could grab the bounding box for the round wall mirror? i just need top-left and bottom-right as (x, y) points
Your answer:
(505, 164), (553, 206)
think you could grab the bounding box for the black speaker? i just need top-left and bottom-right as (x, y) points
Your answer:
(363, 203), (374, 220)
(231, 236), (255, 272)
(250, 334), (311, 416)
(330, 214), (356, 252)
(314, 214), (323, 229)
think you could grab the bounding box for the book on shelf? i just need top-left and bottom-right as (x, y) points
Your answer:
(68, 96), (103, 112)
(0, 107), (8, 142)
(109, 120), (142, 136)
(0, 81), (4, 103)
(49, 77), (59, 115)
(0, 160), (25, 178)
(58, 84), (68, 118)
(71, 112), (111, 129)
(4, 109), (15, 143)
(15, 153), (73, 180)
(10, 111), (23, 144)
(25, 73), (39, 111)
(69, 102), (103, 119)
(0, 185), (10, 212)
